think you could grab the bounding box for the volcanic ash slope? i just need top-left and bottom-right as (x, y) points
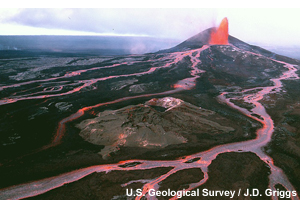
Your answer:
(76, 97), (235, 159)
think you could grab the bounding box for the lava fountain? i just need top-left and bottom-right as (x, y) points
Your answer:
(1, 25), (300, 200)
(209, 17), (229, 45)
(1, 45), (299, 200)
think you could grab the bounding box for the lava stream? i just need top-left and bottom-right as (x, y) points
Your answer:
(52, 45), (208, 145)
(0, 46), (207, 199)
(0, 53), (178, 106)
(0, 46), (299, 200)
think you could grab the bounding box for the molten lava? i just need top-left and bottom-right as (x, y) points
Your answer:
(2, 32), (300, 200)
(209, 17), (229, 45)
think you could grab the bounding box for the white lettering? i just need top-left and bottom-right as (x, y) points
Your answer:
(149, 189), (156, 196)
(202, 189), (235, 198)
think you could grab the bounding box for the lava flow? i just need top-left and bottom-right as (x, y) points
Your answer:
(52, 46), (208, 145)
(209, 17), (229, 45)
(0, 44), (299, 200)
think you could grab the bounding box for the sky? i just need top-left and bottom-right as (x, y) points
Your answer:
(1, 6), (300, 46)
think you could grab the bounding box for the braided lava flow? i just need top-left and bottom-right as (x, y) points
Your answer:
(0, 45), (299, 200)
(51, 46), (208, 146)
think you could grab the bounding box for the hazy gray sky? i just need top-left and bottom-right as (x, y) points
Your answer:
(1, 8), (300, 46)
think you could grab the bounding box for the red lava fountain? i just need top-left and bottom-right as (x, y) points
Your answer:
(209, 17), (229, 45)
(1, 29), (300, 199)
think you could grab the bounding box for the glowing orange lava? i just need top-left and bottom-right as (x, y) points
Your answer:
(2, 43), (300, 200)
(209, 17), (229, 45)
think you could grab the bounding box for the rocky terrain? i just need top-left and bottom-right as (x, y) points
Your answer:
(76, 97), (238, 159)
(1, 20), (300, 199)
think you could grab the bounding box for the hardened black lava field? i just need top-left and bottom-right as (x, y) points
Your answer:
(1, 27), (300, 200)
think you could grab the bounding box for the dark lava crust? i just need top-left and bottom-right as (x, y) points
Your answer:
(0, 27), (300, 199)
